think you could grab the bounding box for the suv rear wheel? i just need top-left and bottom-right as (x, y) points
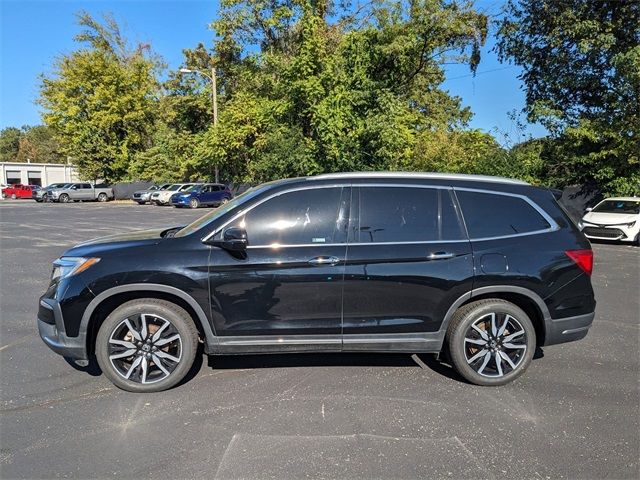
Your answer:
(95, 299), (199, 392)
(446, 299), (536, 386)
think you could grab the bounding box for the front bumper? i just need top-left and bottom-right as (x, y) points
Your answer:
(581, 224), (638, 242)
(544, 311), (595, 346)
(37, 297), (87, 360)
(133, 193), (151, 202)
(170, 196), (191, 206)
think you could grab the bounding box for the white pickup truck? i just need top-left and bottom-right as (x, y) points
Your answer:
(48, 182), (115, 203)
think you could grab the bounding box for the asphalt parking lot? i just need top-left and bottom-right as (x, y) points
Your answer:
(1, 200), (638, 479)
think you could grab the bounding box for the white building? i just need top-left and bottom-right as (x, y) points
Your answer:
(0, 161), (80, 187)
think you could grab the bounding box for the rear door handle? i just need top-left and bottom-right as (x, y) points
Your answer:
(427, 252), (455, 260)
(308, 256), (341, 266)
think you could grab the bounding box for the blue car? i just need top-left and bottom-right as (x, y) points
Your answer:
(170, 183), (233, 209)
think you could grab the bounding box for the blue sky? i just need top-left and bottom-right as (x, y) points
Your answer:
(0, 0), (547, 142)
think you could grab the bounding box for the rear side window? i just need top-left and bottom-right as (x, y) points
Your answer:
(456, 190), (551, 239)
(240, 187), (346, 246)
(353, 187), (465, 243)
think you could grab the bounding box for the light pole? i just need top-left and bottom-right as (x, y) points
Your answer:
(179, 67), (219, 183)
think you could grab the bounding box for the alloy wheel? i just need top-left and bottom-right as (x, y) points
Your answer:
(463, 312), (527, 378)
(107, 313), (182, 384)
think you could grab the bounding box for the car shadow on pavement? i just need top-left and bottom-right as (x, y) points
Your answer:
(206, 351), (466, 382)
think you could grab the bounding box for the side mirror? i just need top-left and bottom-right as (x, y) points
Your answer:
(585, 207), (593, 212)
(206, 227), (248, 252)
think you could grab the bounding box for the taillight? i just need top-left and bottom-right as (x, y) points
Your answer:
(565, 249), (593, 276)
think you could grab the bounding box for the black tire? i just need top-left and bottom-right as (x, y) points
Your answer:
(189, 198), (200, 209)
(95, 299), (199, 393)
(446, 299), (536, 386)
(59, 194), (70, 203)
(35, 199), (43, 203)
(97, 193), (108, 202)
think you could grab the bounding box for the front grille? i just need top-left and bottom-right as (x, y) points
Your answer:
(583, 226), (625, 239)
(133, 193), (141, 198)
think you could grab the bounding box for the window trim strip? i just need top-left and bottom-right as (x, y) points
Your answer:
(202, 182), (559, 247)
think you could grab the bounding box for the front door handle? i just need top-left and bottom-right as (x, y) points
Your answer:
(427, 252), (455, 260)
(308, 256), (341, 266)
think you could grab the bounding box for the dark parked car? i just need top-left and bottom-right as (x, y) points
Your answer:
(170, 183), (233, 208)
(37, 173), (596, 392)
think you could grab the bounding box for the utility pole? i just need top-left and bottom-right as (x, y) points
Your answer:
(180, 66), (220, 183)
(212, 67), (218, 183)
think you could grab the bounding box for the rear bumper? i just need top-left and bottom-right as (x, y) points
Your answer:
(544, 312), (595, 346)
(37, 298), (87, 360)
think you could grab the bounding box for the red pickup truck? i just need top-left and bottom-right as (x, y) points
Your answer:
(1, 184), (39, 199)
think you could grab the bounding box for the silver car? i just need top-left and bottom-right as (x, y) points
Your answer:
(33, 183), (71, 202)
(131, 183), (172, 205)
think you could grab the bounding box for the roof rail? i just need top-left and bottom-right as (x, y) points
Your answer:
(312, 171), (529, 185)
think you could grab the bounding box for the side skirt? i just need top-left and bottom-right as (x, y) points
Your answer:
(209, 333), (444, 355)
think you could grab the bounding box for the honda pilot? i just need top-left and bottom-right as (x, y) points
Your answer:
(37, 173), (596, 392)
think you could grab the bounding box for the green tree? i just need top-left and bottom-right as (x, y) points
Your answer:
(0, 127), (21, 162)
(38, 12), (160, 182)
(497, 0), (640, 195)
(0, 125), (65, 163)
(16, 125), (66, 163)
(196, 0), (489, 182)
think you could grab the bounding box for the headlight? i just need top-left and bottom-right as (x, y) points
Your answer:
(626, 221), (636, 228)
(52, 257), (100, 281)
(578, 220), (584, 229)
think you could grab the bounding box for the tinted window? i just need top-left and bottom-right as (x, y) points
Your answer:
(355, 187), (464, 242)
(82, 184), (91, 189)
(238, 187), (345, 246)
(592, 200), (640, 214)
(456, 190), (551, 238)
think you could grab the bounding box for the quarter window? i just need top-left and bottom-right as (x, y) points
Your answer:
(238, 187), (346, 246)
(456, 190), (551, 238)
(353, 187), (465, 243)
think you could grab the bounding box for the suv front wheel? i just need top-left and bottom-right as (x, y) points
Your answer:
(95, 299), (199, 392)
(446, 299), (536, 386)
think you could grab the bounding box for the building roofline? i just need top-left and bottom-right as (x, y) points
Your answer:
(0, 161), (75, 168)
(311, 171), (529, 185)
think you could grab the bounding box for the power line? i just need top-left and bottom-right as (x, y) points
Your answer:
(446, 65), (516, 81)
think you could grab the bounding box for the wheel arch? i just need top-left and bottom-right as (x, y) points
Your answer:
(82, 284), (217, 356)
(441, 286), (550, 346)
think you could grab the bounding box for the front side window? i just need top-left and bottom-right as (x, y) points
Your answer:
(352, 187), (465, 243)
(456, 190), (551, 239)
(233, 187), (346, 246)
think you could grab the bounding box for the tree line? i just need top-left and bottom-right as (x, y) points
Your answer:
(2, 0), (638, 196)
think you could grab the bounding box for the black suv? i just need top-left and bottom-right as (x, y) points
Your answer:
(38, 173), (596, 392)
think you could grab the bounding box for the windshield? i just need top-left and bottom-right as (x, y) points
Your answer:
(175, 186), (267, 237)
(167, 184), (181, 191)
(159, 184), (172, 190)
(592, 200), (640, 215)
